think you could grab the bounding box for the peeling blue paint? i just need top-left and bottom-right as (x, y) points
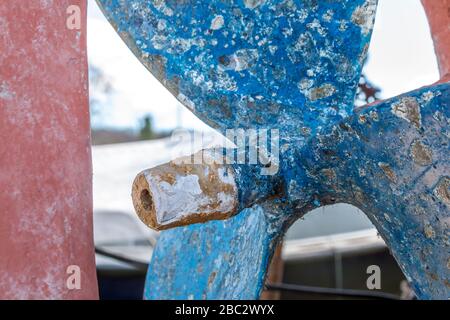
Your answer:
(145, 203), (287, 299)
(299, 83), (450, 299)
(96, 0), (375, 139)
(145, 84), (450, 300)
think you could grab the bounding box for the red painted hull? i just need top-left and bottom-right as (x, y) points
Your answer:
(422, 0), (450, 79)
(0, 1), (98, 299)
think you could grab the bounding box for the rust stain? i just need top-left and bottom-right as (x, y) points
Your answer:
(410, 140), (433, 166)
(308, 83), (336, 101)
(424, 222), (436, 239)
(434, 176), (450, 206)
(378, 162), (397, 184)
(132, 151), (239, 230)
(391, 97), (422, 129)
(320, 168), (336, 181)
(358, 114), (367, 124)
(207, 271), (217, 288)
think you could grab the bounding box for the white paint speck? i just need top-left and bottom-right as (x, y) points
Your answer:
(210, 15), (224, 30)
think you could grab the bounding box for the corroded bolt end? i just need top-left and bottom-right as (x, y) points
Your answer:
(132, 151), (239, 231)
(132, 173), (159, 230)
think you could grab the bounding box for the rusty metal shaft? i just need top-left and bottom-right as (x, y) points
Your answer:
(132, 149), (278, 230)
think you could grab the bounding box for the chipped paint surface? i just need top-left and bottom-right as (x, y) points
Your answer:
(132, 151), (239, 230)
(97, 0), (450, 300)
(434, 176), (450, 206)
(146, 83), (450, 300)
(132, 149), (280, 230)
(296, 83), (450, 299)
(145, 200), (290, 299)
(97, 0), (375, 141)
(351, 0), (377, 36)
(410, 140), (433, 166)
(391, 97), (422, 129)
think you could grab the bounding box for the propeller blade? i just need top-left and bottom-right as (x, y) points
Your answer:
(96, 0), (377, 136)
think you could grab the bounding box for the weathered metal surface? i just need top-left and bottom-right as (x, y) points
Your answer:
(146, 83), (450, 300)
(101, 0), (377, 227)
(303, 83), (450, 299)
(97, 0), (450, 299)
(146, 201), (290, 299)
(97, 0), (376, 136)
(0, 1), (98, 299)
(132, 150), (240, 230)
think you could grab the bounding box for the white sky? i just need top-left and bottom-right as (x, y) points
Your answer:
(87, 0), (440, 131)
